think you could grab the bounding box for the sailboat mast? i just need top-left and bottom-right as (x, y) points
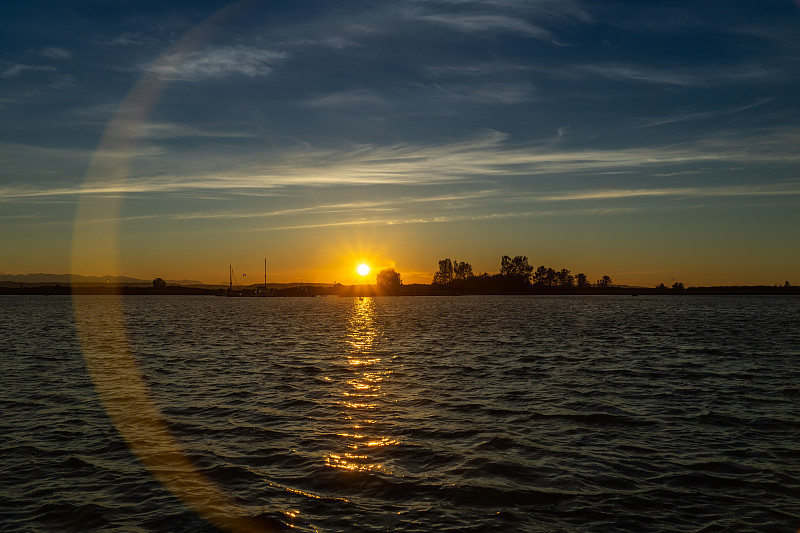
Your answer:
(264, 258), (267, 290)
(229, 264), (232, 290)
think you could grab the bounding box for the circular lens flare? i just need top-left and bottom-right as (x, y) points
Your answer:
(357, 264), (370, 276)
(71, 2), (281, 530)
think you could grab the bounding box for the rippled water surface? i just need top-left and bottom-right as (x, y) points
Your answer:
(2, 295), (799, 531)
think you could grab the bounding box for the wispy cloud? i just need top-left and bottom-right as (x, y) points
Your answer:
(138, 122), (257, 140)
(424, 62), (531, 78)
(418, 13), (554, 40)
(632, 97), (776, 129)
(256, 206), (648, 233)
(25, 189), (502, 227)
(305, 81), (534, 110)
(277, 36), (358, 50)
(106, 31), (160, 47)
(168, 201), (398, 221)
(409, 0), (592, 38)
(40, 47), (72, 59)
(3, 126), (799, 202)
(35, 193), (763, 229)
(537, 183), (800, 202)
(0, 212), (46, 220)
(1, 62), (56, 78)
(47, 74), (75, 89)
(427, 82), (534, 104)
(169, 189), (500, 221)
(148, 46), (287, 81)
(574, 63), (780, 87)
(304, 89), (385, 108)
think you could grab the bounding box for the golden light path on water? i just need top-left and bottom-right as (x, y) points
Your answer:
(326, 298), (398, 474)
(69, 1), (279, 531)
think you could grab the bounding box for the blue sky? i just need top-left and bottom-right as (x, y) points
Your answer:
(1, 0), (799, 285)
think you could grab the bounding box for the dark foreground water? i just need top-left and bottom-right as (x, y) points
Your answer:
(2, 295), (799, 532)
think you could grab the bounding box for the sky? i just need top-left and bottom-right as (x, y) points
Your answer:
(1, 0), (799, 286)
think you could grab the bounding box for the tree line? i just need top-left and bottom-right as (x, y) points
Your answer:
(431, 256), (613, 291)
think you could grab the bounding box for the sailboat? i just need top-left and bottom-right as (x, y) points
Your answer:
(226, 259), (272, 297)
(255, 258), (270, 296)
(226, 264), (241, 297)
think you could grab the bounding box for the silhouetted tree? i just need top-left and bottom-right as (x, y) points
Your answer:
(377, 268), (402, 293)
(453, 260), (473, 280)
(576, 273), (589, 289)
(556, 268), (574, 288)
(152, 277), (166, 289)
(545, 267), (556, 287)
(533, 265), (549, 286)
(500, 255), (513, 276)
(597, 275), (613, 288)
(517, 258), (534, 281)
(499, 255), (533, 284)
(672, 281), (685, 290)
(432, 258), (454, 285)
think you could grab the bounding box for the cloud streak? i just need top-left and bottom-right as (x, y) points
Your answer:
(574, 63), (781, 87)
(407, 0), (591, 41)
(304, 89), (386, 108)
(40, 47), (72, 59)
(1, 62), (56, 78)
(148, 46), (287, 81)
(536, 183), (800, 202)
(632, 98), (776, 129)
(2, 126), (799, 202)
(418, 13), (554, 39)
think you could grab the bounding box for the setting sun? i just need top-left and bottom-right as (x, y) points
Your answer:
(357, 264), (370, 276)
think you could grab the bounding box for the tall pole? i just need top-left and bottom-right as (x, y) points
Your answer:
(229, 265), (232, 290)
(264, 258), (267, 290)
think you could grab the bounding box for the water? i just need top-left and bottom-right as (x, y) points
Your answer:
(2, 295), (799, 532)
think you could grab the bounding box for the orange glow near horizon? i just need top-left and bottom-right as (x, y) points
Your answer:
(327, 229), (399, 285)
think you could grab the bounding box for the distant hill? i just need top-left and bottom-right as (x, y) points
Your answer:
(0, 273), (335, 289)
(0, 273), (205, 286)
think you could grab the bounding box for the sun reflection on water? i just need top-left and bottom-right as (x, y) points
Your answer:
(324, 297), (398, 474)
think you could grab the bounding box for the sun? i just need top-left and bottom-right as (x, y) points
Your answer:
(357, 263), (370, 276)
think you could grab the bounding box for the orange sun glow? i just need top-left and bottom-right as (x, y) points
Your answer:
(357, 264), (370, 276)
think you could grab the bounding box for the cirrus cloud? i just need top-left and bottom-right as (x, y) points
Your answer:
(148, 46), (287, 81)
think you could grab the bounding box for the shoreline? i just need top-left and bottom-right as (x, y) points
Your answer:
(1, 285), (797, 296)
